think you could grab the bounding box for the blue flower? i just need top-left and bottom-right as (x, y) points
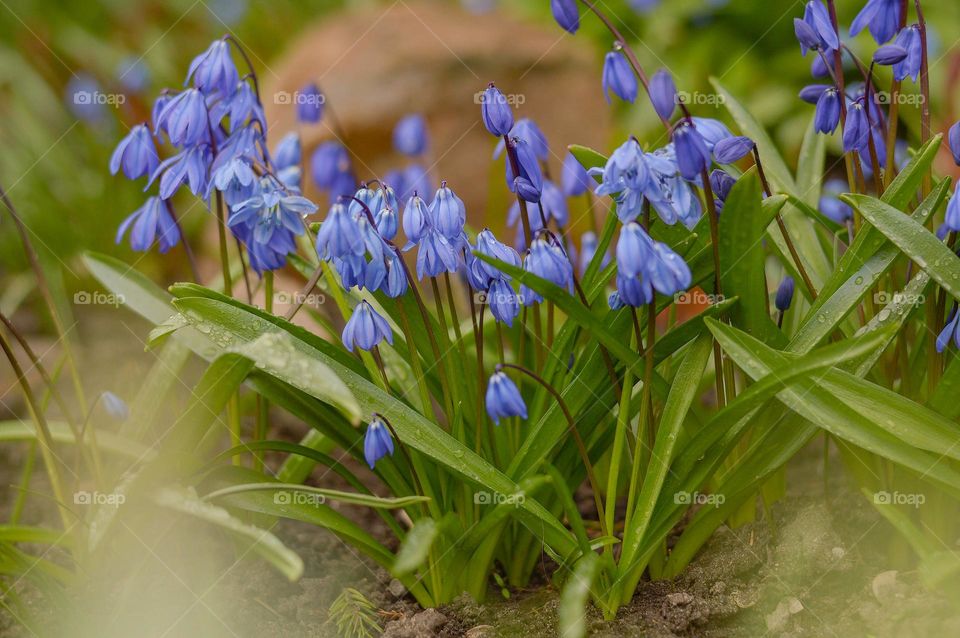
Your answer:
(220, 81), (265, 132)
(186, 39), (239, 96)
(649, 69), (677, 121)
(617, 222), (654, 278)
(481, 83), (514, 137)
(873, 44), (908, 66)
(712, 136), (754, 164)
(842, 100), (870, 153)
(156, 88), (210, 147)
(616, 273), (654, 307)
(393, 113), (428, 156)
(710, 169), (736, 204)
(799, 84), (830, 104)
(945, 182), (960, 232)
(430, 182), (466, 240)
(815, 88), (841, 134)
(363, 415), (395, 469)
(794, 18), (825, 55)
(893, 25), (922, 82)
(505, 137), (544, 203)
(311, 142), (352, 189)
(521, 235), (573, 304)
(850, 0), (902, 44)
(210, 156), (257, 205)
(494, 118), (550, 162)
(416, 227), (460, 280)
(673, 120), (711, 181)
(551, 0), (579, 33)
(475, 229), (521, 283)
(342, 300), (393, 352)
(296, 82), (324, 123)
(485, 371), (527, 424)
(487, 277), (521, 326)
(561, 153), (592, 196)
(937, 309), (960, 353)
(374, 206), (398, 241)
(316, 202), (363, 260)
(100, 391), (130, 421)
(229, 181), (314, 272)
(110, 124), (159, 180)
(647, 242), (691, 296)
(949, 121), (960, 166)
(116, 196), (181, 253)
(690, 117), (733, 152)
(811, 48), (836, 78)
(819, 178), (853, 224)
(775, 276), (795, 312)
(801, 1), (839, 52)
(402, 194), (430, 247)
(273, 132), (301, 170)
(150, 144), (212, 199)
(602, 50), (637, 104)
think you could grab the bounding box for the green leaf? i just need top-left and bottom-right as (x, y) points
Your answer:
(567, 144), (607, 177)
(153, 486), (303, 581)
(394, 518), (439, 576)
(558, 552), (600, 638)
(795, 114), (827, 207)
(202, 482), (429, 509)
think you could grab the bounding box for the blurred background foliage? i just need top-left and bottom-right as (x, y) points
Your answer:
(0, 0), (957, 293)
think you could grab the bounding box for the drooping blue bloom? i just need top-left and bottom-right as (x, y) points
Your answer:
(210, 156), (257, 205)
(801, 1), (840, 52)
(481, 83), (514, 137)
(551, 0), (579, 33)
(710, 169), (736, 203)
(819, 178), (853, 224)
(647, 242), (692, 296)
(775, 276), (795, 311)
(229, 182), (315, 272)
(649, 69), (677, 121)
(794, 18), (825, 55)
(364, 415), (395, 469)
(811, 48), (836, 78)
(430, 182), (466, 240)
(485, 371), (527, 424)
(520, 235), (574, 305)
(416, 227), (460, 280)
(616, 222), (655, 278)
(673, 120), (712, 181)
(691, 117), (733, 151)
(505, 137), (544, 203)
(474, 229), (521, 284)
(222, 81), (265, 131)
(850, 0), (902, 44)
(616, 273), (654, 307)
(393, 113), (428, 156)
(843, 100), (870, 153)
(488, 277), (521, 326)
(713, 136), (754, 164)
(342, 300), (393, 352)
(562, 153), (592, 196)
(539, 180), (569, 226)
(348, 184), (379, 220)
(316, 202), (363, 260)
(150, 144), (212, 199)
(646, 149), (702, 228)
(945, 182), (960, 232)
(381, 252), (408, 298)
(110, 124), (159, 180)
(936, 309), (960, 353)
(116, 196), (181, 253)
(100, 391), (130, 421)
(949, 121), (960, 166)
(602, 50), (638, 104)
(311, 142), (351, 189)
(186, 39), (239, 96)
(273, 132), (301, 170)
(799, 84), (830, 104)
(873, 44), (908, 66)
(494, 118), (550, 162)
(156, 88), (210, 147)
(374, 206), (398, 241)
(893, 25), (922, 82)
(815, 88), (841, 134)
(296, 82), (324, 123)
(402, 194), (430, 248)
(591, 138), (650, 221)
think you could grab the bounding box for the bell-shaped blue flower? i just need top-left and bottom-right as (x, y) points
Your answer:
(186, 40), (239, 96)
(393, 113), (428, 156)
(937, 308), (960, 353)
(648, 242), (691, 296)
(710, 169), (737, 203)
(617, 222), (655, 278)
(430, 182), (466, 240)
(156, 88), (210, 147)
(775, 276), (795, 312)
(713, 136), (754, 164)
(616, 273), (654, 307)
(150, 144), (212, 199)
(815, 88), (841, 134)
(116, 196), (181, 253)
(819, 178), (854, 224)
(374, 206), (398, 241)
(273, 132), (301, 171)
(110, 124), (159, 180)
(364, 415), (395, 469)
(485, 371), (527, 424)
(487, 277), (521, 326)
(342, 300), (393, 352)
(296, 82), (324, 123)
(551, 0), (579, 33)
(475, 229), (521, 283)
(402, 194), (430, 247)
(842, 100), (870, 153)
(892, 25), (922, 82)
(602, 50), (637, 104)
(416, 227), (460, 280)
(945, 182), (960, 232)
(579, 231), (610, 276)
(799, 84), (830, 104)
(649, 69), (677, 121)
(562, 153), (592, 197)
(505, 138), (544, 203)
(811, 48), (836, 78)
(794, 18), (824, 55)
(316, 202), (363, 260)
(850, 0), (902, 45)
(101, 391), (130, 421)
(481, 83), (514, 137)
(802, 1), (840, 51)
(673, 120), (711, 181)
(520, 234), (574, 305)
(311, 142), (351, 190)
(210, 156), (257, 205)
(873, 44), (908, 66)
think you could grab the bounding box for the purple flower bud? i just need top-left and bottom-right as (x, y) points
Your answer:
(110, 124), (159, 180)
(506, 138), (543, 203)
(713, 136), (755, 164)
(794, 18), (823, 55)
(892, 25), (922, 82)
(775, 276), (795, 311)
(616, 222), (655, 278)
(342, 300), (393, 352)
(430, 182), (466, 240)
(803, 1), (839, 50)
(485, 371), (527, 424)
(649, 69), (677, 121)
(842, 101), (870, 153)
(673, 120), (711, 181)
(873, 44), (908, 66)
(393, 113), (429, 156)
(550, 0), (579, 34)
(799, 84), (830, 104)
(949, 121), (960, 166)
(481, 83), (514, 137)
(363, 415), (394, 469)
(116, 197), (181, 253)
(814, 88), (841, 134)
(602, 51), (638, 104)
(402, 194), (429, 247)
(710, 169), (737, 202)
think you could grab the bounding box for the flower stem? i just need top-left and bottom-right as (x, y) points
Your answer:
(214, 191), (233, 297)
